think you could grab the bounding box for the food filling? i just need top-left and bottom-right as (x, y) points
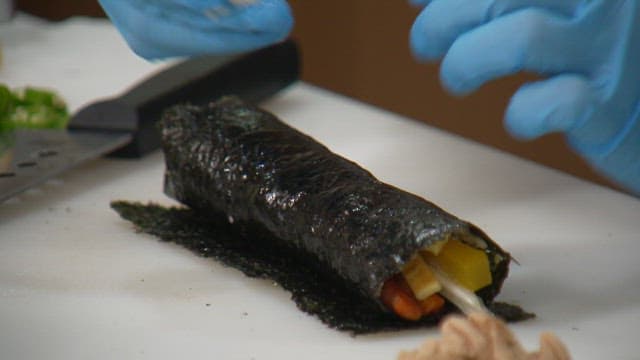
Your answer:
(381, 234), (493, 320)
(398, 312), (570, 360)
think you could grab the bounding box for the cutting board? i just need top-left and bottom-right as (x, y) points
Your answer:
(1, 14), (640, 360)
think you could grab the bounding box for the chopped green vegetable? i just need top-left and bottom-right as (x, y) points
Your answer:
(0, 84), (70, 132)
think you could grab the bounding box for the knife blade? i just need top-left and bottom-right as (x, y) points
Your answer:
(0, 39), (299, 203)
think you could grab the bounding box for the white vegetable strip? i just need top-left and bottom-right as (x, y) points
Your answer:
(423, 256), (490, 315)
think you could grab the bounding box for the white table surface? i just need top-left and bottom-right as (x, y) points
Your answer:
(1, 15), (639, 360)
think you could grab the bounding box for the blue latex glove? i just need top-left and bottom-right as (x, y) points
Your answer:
(410, 0), (640, 195)
(98, 0), (293, 59)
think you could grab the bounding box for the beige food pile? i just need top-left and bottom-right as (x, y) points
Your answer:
(398, 313), (570, 360)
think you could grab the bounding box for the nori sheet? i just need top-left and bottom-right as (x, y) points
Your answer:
(158, 96), (512, 304)
(111, 96), (535, 332)
(111, 201), (533, 334)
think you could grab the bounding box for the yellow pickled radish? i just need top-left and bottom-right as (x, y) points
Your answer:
(423, 238), (448, 255)
(401, 254), (442, 300)
(422, 239), (492, 292)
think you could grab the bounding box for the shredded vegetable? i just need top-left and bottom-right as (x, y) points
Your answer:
(0, 84), (69, 132)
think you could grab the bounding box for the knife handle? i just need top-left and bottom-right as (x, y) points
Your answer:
(69, 39), (300, 158)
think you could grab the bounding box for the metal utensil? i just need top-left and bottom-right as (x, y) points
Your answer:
(0, 39), (299, 203)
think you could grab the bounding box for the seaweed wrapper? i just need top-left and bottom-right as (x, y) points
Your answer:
(111, 201), (530, 334)
(158, 96), (512, 309)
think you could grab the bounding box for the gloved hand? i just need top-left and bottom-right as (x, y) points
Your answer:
(410, 0), (640, 195)
(98, 0), (293, 59)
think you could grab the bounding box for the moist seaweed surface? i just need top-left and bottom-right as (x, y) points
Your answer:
(111, 201), (533, 334)
(112, 96), (533, 333)
(158, 96), (513, 304)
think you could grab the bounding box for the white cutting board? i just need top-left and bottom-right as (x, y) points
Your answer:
(1, 15), (640, 360)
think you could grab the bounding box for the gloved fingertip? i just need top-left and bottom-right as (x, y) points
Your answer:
(262, 1), (295, 38)
(109, 29), (166, 60)
(408, 0), (431, 8)
(442, 79), (476, 97)
(409, 30), (429, 62)
(236, 0), (294, 42)
(262, 15), (294, 45)
(504, 100), (541, 141)
(439, 62), (478, 96)
(128, 40), (172, 61)
(504, 76), (595, 141)
(409, 10), (443, 61)
(438, 36), (494, 96)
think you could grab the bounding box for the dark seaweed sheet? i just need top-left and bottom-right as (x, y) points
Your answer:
(112, 201), (533, 335)
(159, 96), (511, 303)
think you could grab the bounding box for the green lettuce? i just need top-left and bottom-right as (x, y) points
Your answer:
(0, 84), (70, 132)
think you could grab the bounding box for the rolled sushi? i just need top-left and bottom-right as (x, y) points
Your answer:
(159, 96), (511, 321)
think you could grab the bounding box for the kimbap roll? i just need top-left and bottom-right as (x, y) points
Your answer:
(157, 96), (513, 322)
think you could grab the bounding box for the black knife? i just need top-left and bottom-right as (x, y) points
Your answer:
(0, 39), (299, 203)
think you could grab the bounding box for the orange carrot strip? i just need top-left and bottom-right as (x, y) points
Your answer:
(381, 276), (423, 321)
(419, 293), (445, 316)
(396, 273), (414, 294)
